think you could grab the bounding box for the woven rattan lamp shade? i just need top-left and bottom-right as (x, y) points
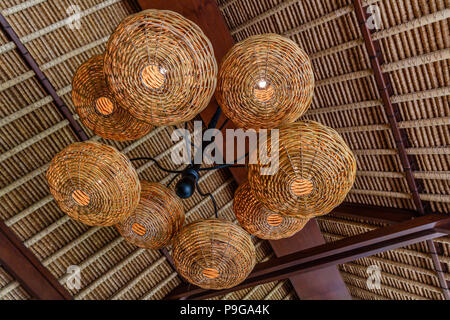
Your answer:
(72, 54), (152, 141)
(216, 33), (314, 129)
(46, 141), (141, 226)
(104, 9), (217, 126)
(248, 120), (356, 218)
(116, 181), (185, 249)
(234, 182), (309, 240)
(172, 219), (256, 290)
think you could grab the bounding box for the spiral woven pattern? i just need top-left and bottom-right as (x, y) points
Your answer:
(46, 141), (141, 226)
(104, 9), (217, 126)
(72, 55), (153, 141)
(116, 181), (185, 249)
(172, 219), (256, 290)
(234, 182), (309, 240)
(216, 33), (314, 129)
(248, 120), (356, 218)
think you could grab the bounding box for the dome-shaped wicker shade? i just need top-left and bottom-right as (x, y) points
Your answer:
(234, 182), (309, 240)
(172, 219), (256, 290)
(46, 141), (141, 226)
(72, 54), (153, 141)
(248, 120), (356, 218)
(104, 9), (217, 126)
(116, 181), (185, 249)
(216, 34), (314, 129)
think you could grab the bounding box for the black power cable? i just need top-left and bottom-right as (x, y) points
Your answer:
(195, 180), (218, 219)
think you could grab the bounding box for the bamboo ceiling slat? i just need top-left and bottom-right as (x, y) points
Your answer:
(343, 262), (443, 297)
(241, 275), (276, 300)
(283, 289), (297, 300)
(307, 86), (449, 115)
(0, 85), (71, 128)
(313, 46), (448, 87)
(0, 0), (123, 55)
(0, 266), (31, 300)
(264, 281), (289, 300)
(0, 36), (108, 93)
(320, 226), (442, 267)
(0, 0), (45, 16)
(308, 9), (450, 60)
(341, 271), (429, 300)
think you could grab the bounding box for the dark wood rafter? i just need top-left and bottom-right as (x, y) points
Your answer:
(0, 11), (185, 296)
(0, 219), (72, 300)
(331, 203), (417, 225)
(165, 214), (450, 300)
(353, 0), (450, 300)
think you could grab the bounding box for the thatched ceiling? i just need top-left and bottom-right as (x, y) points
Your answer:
(0, 0), (448, 300)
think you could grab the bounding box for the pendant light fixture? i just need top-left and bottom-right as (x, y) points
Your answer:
(46, 141), (141, 226)
(172, 219), (256, 290)
(103, 9), (218, 126)
(234, 182), (309, 240)
(248, 120), (357, 218)
(50, 8), (360, 292)
(116, 181), (185, 249)
(72, 54), (153, 141)
(216, 33), (314, 129)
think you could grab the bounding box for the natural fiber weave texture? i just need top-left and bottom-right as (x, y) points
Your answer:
(46, 141), (141, 226)
(116, 181), (185, 249)
(72, 54), (152, 141)
(216, 33), (314, 129)
(172, 219), (256, 290)
(234, 182), (309, 240)
(104, 9), (218, 126)
(248, 120), (356, 218)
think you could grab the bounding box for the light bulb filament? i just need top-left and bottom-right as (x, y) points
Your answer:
(258, 79), (267, 89)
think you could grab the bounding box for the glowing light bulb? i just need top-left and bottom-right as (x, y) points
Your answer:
(160, 67), (167, 75)
(257, 80), (267, 89)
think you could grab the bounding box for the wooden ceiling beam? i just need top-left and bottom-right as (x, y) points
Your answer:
(0, 219), (72, 300)
(331, 202), (418, 225)
(353, 0), (450, 300)
(165, 214), (450, 300)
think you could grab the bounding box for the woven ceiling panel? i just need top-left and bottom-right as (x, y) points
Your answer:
(1, 0), (447, 301)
